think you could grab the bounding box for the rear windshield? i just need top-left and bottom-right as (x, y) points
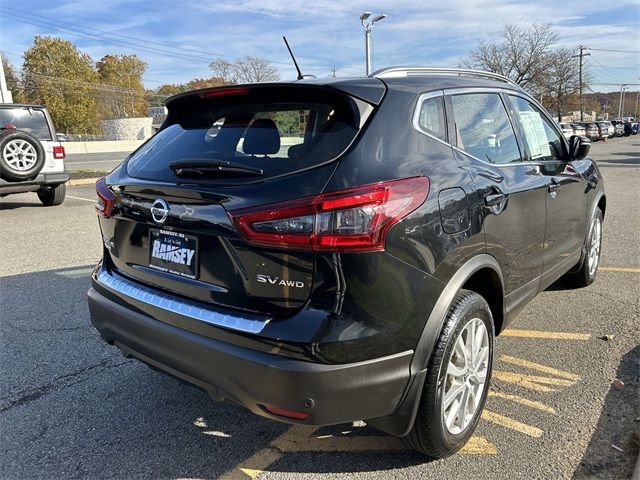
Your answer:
(0, 107), (52, 140)
(127, 86), (370, 183)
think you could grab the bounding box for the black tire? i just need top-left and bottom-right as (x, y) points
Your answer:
(404, 289), (495, 458)
(37, 183), (66, 206)
(0, 129), (46, 182)
(565, 207), (603, 287)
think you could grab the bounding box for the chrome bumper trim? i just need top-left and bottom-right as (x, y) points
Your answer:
(96, 270), (269, 334)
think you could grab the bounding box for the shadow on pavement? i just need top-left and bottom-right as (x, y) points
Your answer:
(0, 200), (45, 210)
(572, 345), (640, 479)
(1, 266), (429, 479)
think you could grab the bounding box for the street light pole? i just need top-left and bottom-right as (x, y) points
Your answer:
(360, 12), (386, 76)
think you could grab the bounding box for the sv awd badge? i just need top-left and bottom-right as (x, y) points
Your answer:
(256, 274), (305, 288)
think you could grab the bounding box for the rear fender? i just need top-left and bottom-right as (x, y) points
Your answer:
(367, 253), (504, 436)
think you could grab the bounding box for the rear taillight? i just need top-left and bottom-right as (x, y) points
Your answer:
(53, 145), (66, 159)
(229, 177), (429, 252)
(95, 178), (118, 218)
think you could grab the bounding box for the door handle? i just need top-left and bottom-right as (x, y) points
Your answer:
(484, 193), (506, 207)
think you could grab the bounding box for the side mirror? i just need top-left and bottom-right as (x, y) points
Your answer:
(569, 135), (591, 160)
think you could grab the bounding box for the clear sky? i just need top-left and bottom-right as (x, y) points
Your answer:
(1, 0), (639, 92)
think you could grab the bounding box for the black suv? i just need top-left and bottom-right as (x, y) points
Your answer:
(88, 67), (605, 458)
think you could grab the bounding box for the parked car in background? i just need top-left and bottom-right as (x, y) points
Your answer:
(580, 122), (600, 141)
(559, 122), (574, 139)
(597, 121), (614, 138)
(571, 123), (587, 137)
(610, 120), (625, 137)
(56, 133), (70, 142)
(88, 68), (605, 459)
(630, 122), (639, 134)
(0, 104), (68, 205)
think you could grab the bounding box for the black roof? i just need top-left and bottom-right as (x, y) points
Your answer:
(164, 71), (526, 108)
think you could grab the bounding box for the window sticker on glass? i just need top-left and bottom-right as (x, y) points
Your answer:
(518, 111), (552, 159)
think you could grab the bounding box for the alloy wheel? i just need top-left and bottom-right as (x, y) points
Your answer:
(442, 317), (489, 435)
(2, 139), (38, 171)
(588, 216), (602, 277)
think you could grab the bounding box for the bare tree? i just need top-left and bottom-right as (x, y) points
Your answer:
(464, 24), (558, 89)
(545, 47), (581, 121)
(209, 56), (280, 84)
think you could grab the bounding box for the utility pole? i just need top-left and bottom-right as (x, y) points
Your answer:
(618, 84), (627, 118)
(573, 46), (590, 121)
(635, 91), (638, 120)
(330, 66), (337, 78)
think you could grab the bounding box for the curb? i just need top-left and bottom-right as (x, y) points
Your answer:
(68, 177), (100, 186)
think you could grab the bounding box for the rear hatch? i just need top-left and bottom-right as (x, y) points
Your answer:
(98, 83), (380, 317)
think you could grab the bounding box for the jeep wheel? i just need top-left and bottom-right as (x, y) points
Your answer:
(37, 183), (66, 206)
(565, 207), (603, 287)
(0, 130), (46, 182)
(405, 289), (494, 458)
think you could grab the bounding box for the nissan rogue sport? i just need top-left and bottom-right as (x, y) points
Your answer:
(88, 67), (605, 458)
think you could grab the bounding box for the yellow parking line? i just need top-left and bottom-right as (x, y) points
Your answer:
(499, 355), (581, 381)
(488, 391), (557, 414)
(482, 410), (544, 438)
(501, 329), (591, 341)
(219, 426), (314, 480)
(220, 421), (499, 478)
(493, 371), (575, 392)
(68, 177), (100, 186)
(599, 267), (640, 273)
(234, 447), (283, 479)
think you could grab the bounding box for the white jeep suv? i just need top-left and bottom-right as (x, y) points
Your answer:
(0, 104), (68, 206)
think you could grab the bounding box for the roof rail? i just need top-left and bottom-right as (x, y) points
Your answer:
(370, 67), (520, 87)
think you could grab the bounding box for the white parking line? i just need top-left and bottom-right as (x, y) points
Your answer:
(66, 195), (96, 203)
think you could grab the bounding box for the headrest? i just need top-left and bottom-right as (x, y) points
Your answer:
(243, 118), (281, 155)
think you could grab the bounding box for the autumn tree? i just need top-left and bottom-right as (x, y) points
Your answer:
(210, 56), (279, 84)
(148, 77), (226, 107)
(22, 36), (100, 133)
(96, 54), (148, 119)
(1, 54), (23, 103)
(464, 24), (558, 90)
(184, 76), (225, 91)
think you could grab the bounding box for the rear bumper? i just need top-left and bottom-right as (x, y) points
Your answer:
(0, 171), (69, 194)
(87, 285), (413, 426)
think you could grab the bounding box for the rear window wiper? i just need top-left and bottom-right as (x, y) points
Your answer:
(169, 160), (263, 177)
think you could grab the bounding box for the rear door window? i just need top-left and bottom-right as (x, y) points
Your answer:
(127, 86), (370, 184)
(450, 93), (521, 164)
(0, 107), (52, 140)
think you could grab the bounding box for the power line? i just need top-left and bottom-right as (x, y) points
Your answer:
(17, 71), (170, 98)
(588, 48), (640, 54)
(0, 12), (218, 65)
(5, 7), (241, 61)
(1, 9), (308, 69)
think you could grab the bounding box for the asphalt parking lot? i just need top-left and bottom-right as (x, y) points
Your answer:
(1, 137), (638, 480)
